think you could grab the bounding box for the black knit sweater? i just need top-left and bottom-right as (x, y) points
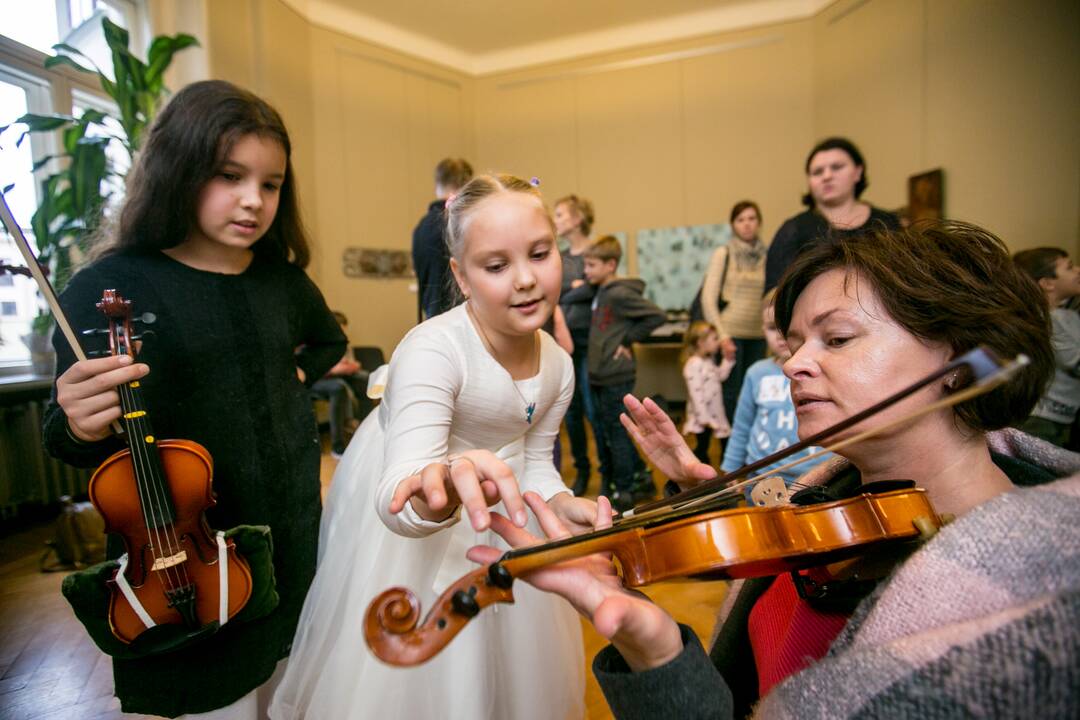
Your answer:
(42, 249), (345, 717)
(764, 207), (900, 292)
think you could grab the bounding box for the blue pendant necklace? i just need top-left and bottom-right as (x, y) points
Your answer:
(469, 303), (540, 424)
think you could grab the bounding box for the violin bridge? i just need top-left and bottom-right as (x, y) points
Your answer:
(151, 550), (188, 571)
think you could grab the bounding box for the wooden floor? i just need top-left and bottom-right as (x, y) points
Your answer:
(0, 430), (728, 719)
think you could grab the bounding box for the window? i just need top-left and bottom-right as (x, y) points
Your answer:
(0, 0), (143, 371)
(0, 0), (142, 59)
(0, 72), (49, 366)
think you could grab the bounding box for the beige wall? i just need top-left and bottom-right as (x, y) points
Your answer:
(475, 22), (815, 271)
(305, 29), (474, 352)
(815, 0), (1080, 252)
(201, 0), (474, 353)
(188, 0), (1079, 355)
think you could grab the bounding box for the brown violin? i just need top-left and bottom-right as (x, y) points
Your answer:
(88, 290), (252, 643)
(364, 347), (1026, 666)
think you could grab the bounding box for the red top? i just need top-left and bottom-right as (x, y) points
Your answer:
(747, 572), (851, 697)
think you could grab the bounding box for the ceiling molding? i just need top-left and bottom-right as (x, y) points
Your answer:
(279, 0), (834, 76)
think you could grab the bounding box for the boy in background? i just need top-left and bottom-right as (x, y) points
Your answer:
(1013, 248), (1080, 447)
(583, 236), (666, 511)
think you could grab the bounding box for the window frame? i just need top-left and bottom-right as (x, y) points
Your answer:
(0, 14), (133, 376)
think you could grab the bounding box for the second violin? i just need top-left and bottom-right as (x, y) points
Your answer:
(88, 290), (252, 643)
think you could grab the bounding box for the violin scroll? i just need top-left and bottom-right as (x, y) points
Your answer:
(364, 566), (517, 666)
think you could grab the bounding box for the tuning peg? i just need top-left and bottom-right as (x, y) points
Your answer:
(86, 349), (110, 358)
(81, 328), (110, 336)
(129, 330), (155, 341)
(133, 312), (157, 325)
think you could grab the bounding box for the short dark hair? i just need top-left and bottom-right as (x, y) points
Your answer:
(802, 137), (868, 208)
(773, 221), (1053, 432)
(1013, 247), (1067, 283)
(434, 158), (473, 191)
(584, 235), (621, 264)
(103, 80), (310, 267)
(729, 200), (761, 224)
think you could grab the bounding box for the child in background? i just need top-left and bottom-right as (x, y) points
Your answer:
(583, 235), (666, 511)
(721, 292), (830, 503)
(43, 80), (346, 718)
(1013, 247), (1080, 447)
(310, 312), (361, 458)
(681, 321), (735, 464)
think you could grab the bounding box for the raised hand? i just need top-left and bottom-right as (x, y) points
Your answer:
(620, 394), (717, 490)
(468, 492), (684, 672)
(389, 449), (528, 531)
(56, 355), (149, 442)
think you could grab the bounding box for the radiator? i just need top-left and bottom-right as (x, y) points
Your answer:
(0, 400), (92, 520)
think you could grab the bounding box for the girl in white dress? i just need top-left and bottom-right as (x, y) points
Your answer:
(270, 174), (593, 719)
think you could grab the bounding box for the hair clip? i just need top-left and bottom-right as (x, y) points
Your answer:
(530, 177), (540, 187)
(444, 192), (458, 210)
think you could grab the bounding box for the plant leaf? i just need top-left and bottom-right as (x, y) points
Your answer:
(50, 42), (105, 74)
(30, 154), (68, 172)
(77, 108), (109, 126)
(145, 34), (200, 87)
(13, 113), (76, 132)
(102, 17), (130, 52)
(44, 54), (95, 75)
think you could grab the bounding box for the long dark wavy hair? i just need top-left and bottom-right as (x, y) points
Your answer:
(94, 80), (310, 267)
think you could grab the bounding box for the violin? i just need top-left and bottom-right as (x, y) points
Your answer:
(0, 194), (254, 643)
(363, 347), (1027, 666)
(88, 290), (253, 643)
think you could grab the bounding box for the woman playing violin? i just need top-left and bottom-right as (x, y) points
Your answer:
(471, 221), (1080, 719)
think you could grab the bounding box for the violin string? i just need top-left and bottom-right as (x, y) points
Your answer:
(128, 385), (191, 593)
(117, 328), (190, 594)
(126, 371), (192, 592)
(500, 354), (1023, 580)
(622, 354), (1023, 520)
(118, 377), (179, 592)
(634, 378), (1006, 519)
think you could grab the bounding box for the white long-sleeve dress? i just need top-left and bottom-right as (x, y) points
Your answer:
(269, 304), (585, 719)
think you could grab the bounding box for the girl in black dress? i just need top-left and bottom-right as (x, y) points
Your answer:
(43, 80), (345, 718)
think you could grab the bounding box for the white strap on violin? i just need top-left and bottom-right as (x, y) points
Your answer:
(216, 531), (230, 627)
(115, 537), (231, 632)
(115, 553), (157, 630)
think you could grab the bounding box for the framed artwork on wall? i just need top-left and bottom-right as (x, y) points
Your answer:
(343, 248), (413, 279)
(636, 223), (731, 311)
(907, 168), (944, 224)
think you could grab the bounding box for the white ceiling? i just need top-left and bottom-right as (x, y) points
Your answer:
(281, 0), (834, 74)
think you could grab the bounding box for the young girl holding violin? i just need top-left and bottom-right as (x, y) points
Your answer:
(473, 222), (1080, 719)
(270, 174), (595, 719)
(43, 80), (346, 719)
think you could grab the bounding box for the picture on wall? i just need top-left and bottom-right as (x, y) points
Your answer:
(907, 168), (944, 224)
(343, 248), (413, 279)
(636, 223), (731, 311)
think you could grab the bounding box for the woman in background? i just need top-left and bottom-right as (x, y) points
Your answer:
(765, 137), (899, 292)
(555, 194), (607, 495)
(701, 200), (768, 423)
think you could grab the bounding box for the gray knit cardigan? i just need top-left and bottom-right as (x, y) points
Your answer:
(595, 432), (1080, 719)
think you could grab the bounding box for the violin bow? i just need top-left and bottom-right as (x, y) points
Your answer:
(0, 191), (123, 434)
(624, 347), (1028, 518)
(0, 191), (89, 364)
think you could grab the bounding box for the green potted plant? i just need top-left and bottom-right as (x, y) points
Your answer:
(0, 17), (197, 374)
